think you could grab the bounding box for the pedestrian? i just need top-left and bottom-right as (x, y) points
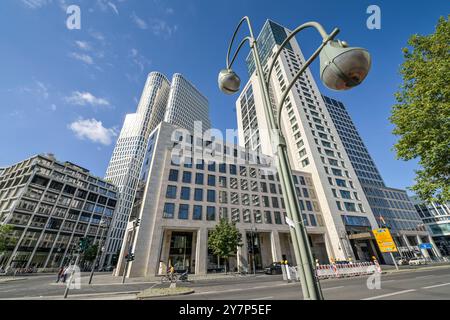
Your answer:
(56, 267), (64, 283)
(62, 266), (70, 283)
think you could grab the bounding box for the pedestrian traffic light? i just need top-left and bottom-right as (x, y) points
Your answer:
(125, 253), (135, 262)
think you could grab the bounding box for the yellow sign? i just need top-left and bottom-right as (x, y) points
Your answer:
(373, 228), (398, 253)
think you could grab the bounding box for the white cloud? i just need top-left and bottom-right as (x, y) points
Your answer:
(69, 118), (117, 145)
(17, 80), (49, 100)
(149, 18), (177, 38)
(131, 12), (148, 29)
(21, 0), (51, 9)
(69, 52), (94, 65)
(129, 48), (151, 73)
(65, 91), (110, 106)
(75, 41), (91, 51)
(108, 2), (119, 15)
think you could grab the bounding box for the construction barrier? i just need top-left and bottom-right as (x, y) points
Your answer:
(315, 262), (381, 280)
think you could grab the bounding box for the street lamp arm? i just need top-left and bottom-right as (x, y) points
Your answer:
(228, 37), (253, 70)
(266, 22), (338, 88)
(226, 16), (256, 69)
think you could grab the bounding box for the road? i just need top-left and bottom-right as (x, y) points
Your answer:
(1, 265), (449, 300)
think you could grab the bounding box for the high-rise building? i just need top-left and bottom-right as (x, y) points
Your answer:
(116, 122), (333, 278)
(104, 72), (210, 266)
(164, 73), (211, 133)
(0, 154), (118, 270)
(411, 197), (450, 256)
(322, 96), (440, 260)
(104, 72), (171, 266)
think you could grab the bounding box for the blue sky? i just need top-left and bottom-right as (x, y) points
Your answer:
(0, 0), (447, 193)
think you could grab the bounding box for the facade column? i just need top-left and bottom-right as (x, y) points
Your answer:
(416, 235), (431, 259)
(428, 236), (443, 258)
(237, 229), (248, 272)
(195, 228), (207, 275)
(270, 231), (282, 263)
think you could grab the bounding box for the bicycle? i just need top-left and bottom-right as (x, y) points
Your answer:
(160, 273), (178, 284)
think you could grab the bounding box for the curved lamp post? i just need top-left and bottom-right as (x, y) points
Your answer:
(218, 17), (371, 300)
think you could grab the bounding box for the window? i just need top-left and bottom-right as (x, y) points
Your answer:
(207, 190), (216, 202)
(194, 188), (203, 201)
(302, 188), (309, 198)
(182, 171), (192, 183)
(166, 185), (177, 199)
(272, 197), (279, 208)
(260, 182), (268, 193)
(219, 207), (228, 220)
(219, 191), (228, 204)
(336, 179), (347, 187)
(274, 211), (282, 224)
(169, 169), (179, 182)
(218, 176), (227, 188)
(336, 201), (343, 211)
(306, 201), (313, 211)
(178, 204), (189, 220)
(207, 175), (216, 186)
(196, 160), (204, 170)
(243, 209), (251, 222)
(219, 163), (227, 173)
(208, 162), (216, 172)
(180, 187), (190, 200)
(262, 196), (270, 207)
(163, 203), (175, 219)
(340, 190), (351, 199)
(232, 208), (240, 222)
(195, 173), (204, 185)
(207, 206), (216, 221)
(193, 205), (202, 220)
(264, 211), (272, 224)
(254, 210), (262, 223)
(269, 183), (277, 194)
(229, 165), (237, 175)
(344, 202), (356, 212)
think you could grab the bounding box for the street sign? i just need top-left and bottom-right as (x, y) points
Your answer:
(285, 216), (295, 228)
(372, 228), (398, 253)
(419, 243), (433, 250)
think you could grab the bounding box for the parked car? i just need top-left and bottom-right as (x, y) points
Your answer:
(264, 262), (288, 275)
(408, 257), (427, 266)
(397, 258), (409, 265)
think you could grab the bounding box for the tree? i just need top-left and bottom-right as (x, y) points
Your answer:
(390, 16), (450, 203)
(83, 244), (99, 263)
(0, 225), (15, 254)
(208, 219), (243, 273)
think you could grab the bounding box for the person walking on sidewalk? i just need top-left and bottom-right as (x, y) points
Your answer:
(56, 267), (64, 283)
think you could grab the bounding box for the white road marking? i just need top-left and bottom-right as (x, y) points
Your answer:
(322, 286), (344, 291)
(251, 296), (273, 300)
(362, 289), (416, 300)
(414, 275), (434, 279)
(422, 282), (450, 290)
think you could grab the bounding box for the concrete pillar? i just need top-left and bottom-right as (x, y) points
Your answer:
(195, 228), (207, 275)
(237, 230), (248, 272)
(270, 231), (282, 263)
(416, 235), (430, 259)
(428, 236), (443, 258)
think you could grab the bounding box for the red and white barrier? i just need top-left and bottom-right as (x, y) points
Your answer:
(315, 262), (382, 280)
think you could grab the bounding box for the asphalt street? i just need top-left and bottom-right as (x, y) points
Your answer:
(0, 265), (449, 300)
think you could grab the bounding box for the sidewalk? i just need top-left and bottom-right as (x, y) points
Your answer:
(380, 262), (450, 274)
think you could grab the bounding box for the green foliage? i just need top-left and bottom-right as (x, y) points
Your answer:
(0, 225), (15, 254)
(83, 244), (99, 262)
(208, 219), (243, 265)
(390, 16), (450, 202)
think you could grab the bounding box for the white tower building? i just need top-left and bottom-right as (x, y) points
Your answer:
(236, 20), (383, 262)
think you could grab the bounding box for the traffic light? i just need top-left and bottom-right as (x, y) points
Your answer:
(134, 218), (141, 228)
(125, 253), (135, 262)
(78, 237), (90, 253)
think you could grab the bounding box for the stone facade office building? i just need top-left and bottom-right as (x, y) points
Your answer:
(104, 72), (210, 267)
(116, 122), (334, 277)
(0, 154), (118, 269)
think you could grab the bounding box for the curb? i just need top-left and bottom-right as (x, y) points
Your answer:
(137, 289), (195, 300)
(0, 278), (27, 283)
